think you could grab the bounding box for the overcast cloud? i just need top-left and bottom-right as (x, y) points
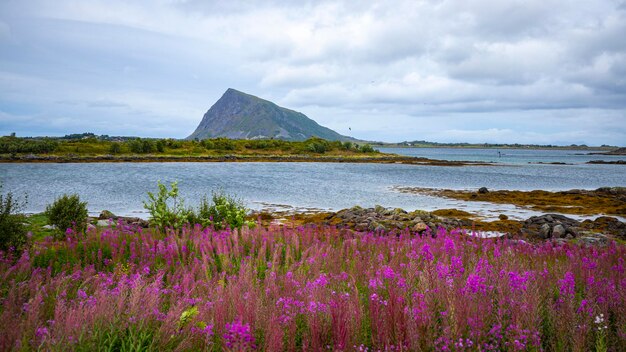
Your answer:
(0, 0), (625, 145)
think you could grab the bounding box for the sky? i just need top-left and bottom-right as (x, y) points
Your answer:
(0, 0), (625, 145)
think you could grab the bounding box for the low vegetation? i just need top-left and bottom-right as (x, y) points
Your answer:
(1, 223), (624, 350)
(0, 184), (28, 251)
(143, 182), (251, 231)
(0, 135), (379, 158)
(143, 181), (194, 230)
(1, 182), (624, 350)
(194, 191), (251, 231)
(0, 136), (58, 154)
(44, 194), (89, 238)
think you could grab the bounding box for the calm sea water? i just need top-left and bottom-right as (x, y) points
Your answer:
(378, 147), (625, 164)
(1, 150), (625, 220)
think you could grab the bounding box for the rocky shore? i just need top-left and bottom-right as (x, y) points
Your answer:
(253, 205), (625, 244)
(587, 160), (626, 165)
(91, 205), (625, 245)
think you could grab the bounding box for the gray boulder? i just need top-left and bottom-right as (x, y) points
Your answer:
(96, 219), (113, 227)
(539, 223), (551, 239)
(552, 224), (566, 238)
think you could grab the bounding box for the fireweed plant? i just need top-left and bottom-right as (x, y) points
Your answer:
(0, 223), (624, 351)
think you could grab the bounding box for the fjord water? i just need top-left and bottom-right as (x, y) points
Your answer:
(1, 149), (625, 220)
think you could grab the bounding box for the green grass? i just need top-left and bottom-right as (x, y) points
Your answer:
(25, 213), (56, 241)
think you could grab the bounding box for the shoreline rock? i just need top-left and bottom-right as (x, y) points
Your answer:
(252, 206), (625, 244)
(587, 160), (626, 165)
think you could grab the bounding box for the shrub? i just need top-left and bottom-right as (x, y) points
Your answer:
(127, 138), (155, 153)
(44, 194), (88, 237)
(109, 142), (122, 154)
(0, 184), (28, 251)
(245, 140), (269, 149)
(156, 140), (165, 153)
(212, 138), (236, 151)
(143, 181), (193, 230)
(0, 136), (58, 154)
(195, 190), (249, 231)
(359, 144), (376, 153)
(141, 139), (155, 153)
(202, 140), (215, 150)
(306, 140), (329, 154)
(165, 139), (182, 149)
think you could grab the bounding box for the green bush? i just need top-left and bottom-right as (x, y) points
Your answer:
(127, 138), (155, 154)
(143, 181), (193, 230)
(306, 140), (329, 154)
(201, 140), (215, 150)
(0, 136), (58, 154)
(359, 144), (376, 153)
(0, 185), (28, 251)
(195, 190), (249, 231)
(165, 139), (182, 149)
(109, 143), (122, 154)
(155, 140), (165, 153)
(212, 138), (236, 151)
(44, 194), (88, 237)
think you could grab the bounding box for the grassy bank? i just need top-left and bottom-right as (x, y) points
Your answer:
(0, 136), (491, 166)
(0, 136), (377, 158)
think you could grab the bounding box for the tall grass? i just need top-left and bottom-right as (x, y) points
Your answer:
(0, 223), (624, 351)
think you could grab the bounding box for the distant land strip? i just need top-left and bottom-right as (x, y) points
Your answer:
(0, 154), (493, 167)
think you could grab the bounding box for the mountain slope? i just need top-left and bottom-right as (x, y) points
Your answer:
(187, 88), (354, 141)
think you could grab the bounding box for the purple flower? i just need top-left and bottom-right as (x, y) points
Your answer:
(368, 277), (382, 290)
(444, 237), (456, 254)
(307, 301), (328, 314)
(381, 266), (395, 280)
(450, 256), (465, 275)
(314, 273), (329, 287)
(202, 324), (214, 338)
(35, 327), (49, 341)
(276, 297), (305, 324)
(465, 274), (488, 295)
(77, 289), (88, 300)
(508, 271), (532, 292)
(421, 243), (434, 261)
(223, 319), (256, 350)
(558, 271), (576, 298)
(577, 299), (593, 317)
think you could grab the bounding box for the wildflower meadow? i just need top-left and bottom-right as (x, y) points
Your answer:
(0, 223), (624, 351)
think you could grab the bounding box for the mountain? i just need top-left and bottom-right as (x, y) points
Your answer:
(187, 88), (354, 141)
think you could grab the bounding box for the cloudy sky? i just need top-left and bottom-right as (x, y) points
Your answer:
(1, 0), (625, 145)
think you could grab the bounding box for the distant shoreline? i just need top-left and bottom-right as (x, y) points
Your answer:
(0, 154), (493, 166)
(376, 145), (617, 151)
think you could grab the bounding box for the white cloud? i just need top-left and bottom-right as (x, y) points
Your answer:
(0, 0), (624, 144)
